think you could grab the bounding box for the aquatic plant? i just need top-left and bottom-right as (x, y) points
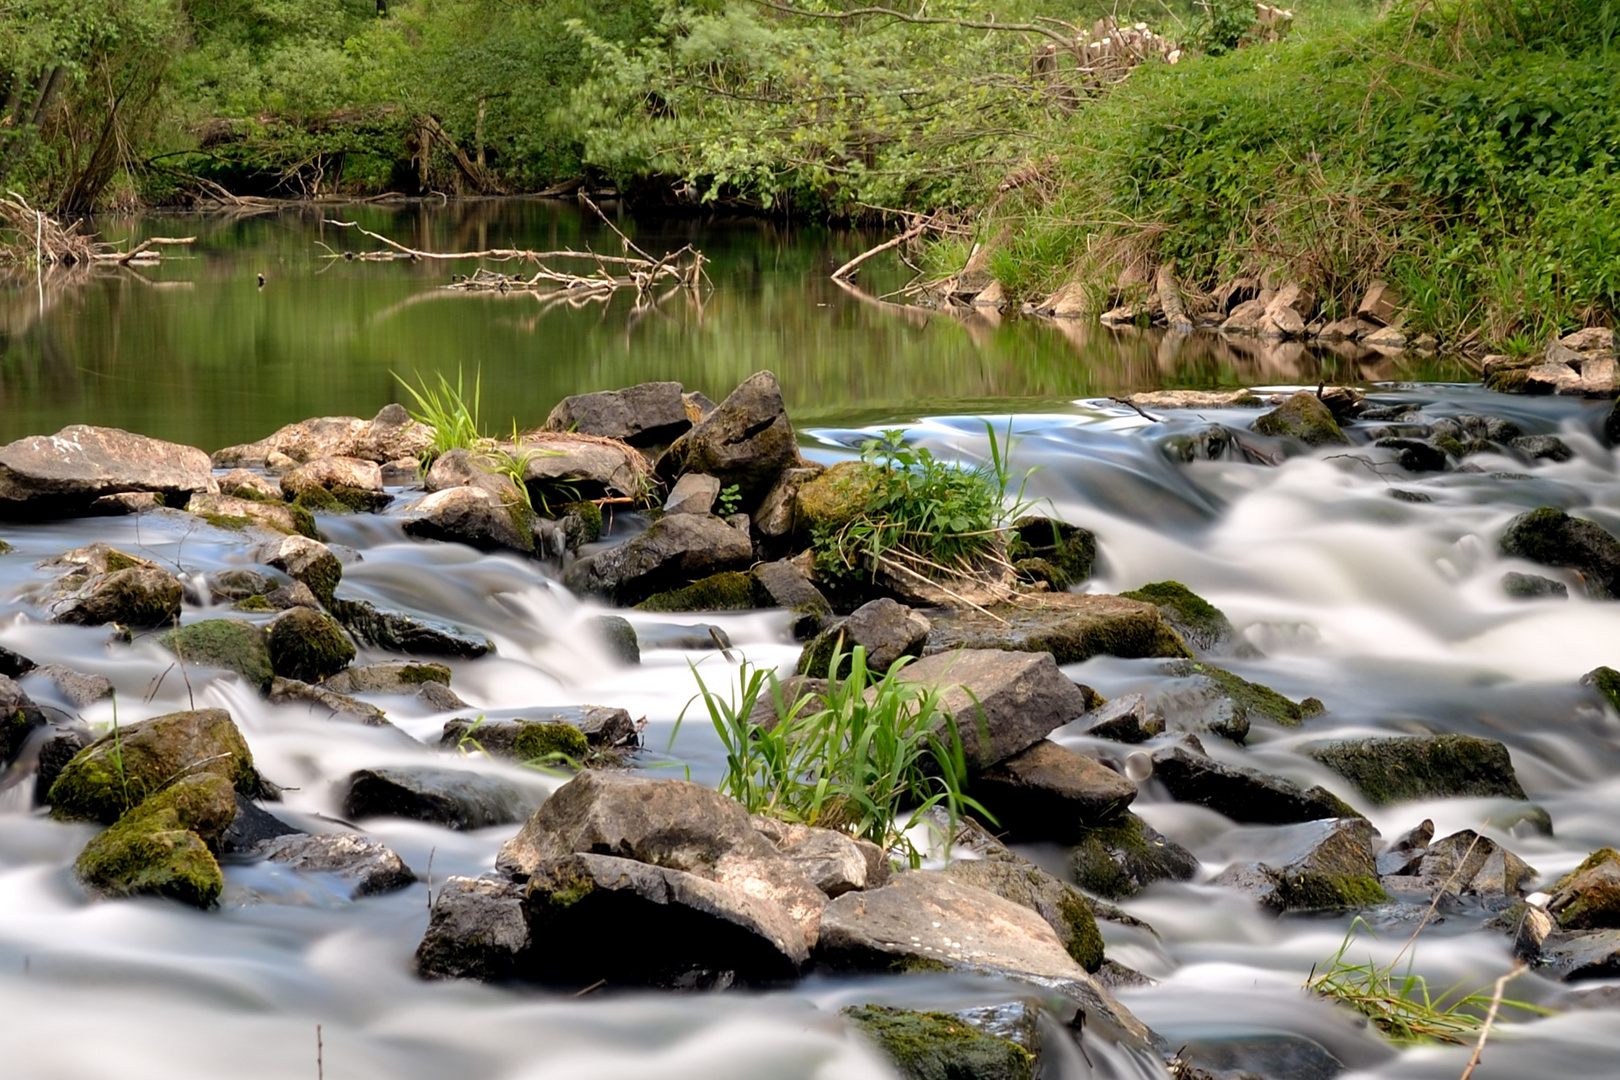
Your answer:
(395, 367), (482, 464)
(681, 641), (990, 866)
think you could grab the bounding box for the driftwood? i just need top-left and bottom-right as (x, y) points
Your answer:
(1, 192), (193, 266)
(1156, 262), (1193, 334)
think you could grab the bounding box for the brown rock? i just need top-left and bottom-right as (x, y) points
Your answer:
(969, 740), (1136, 841)
(0, 426), (213, 512)
(897, 650), (1092, 772)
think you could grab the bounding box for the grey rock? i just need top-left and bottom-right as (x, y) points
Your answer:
(267, 678), (389, 725)
(1381, 828), (1535, 909)
(517, 435), (649, 501)
(939, 858), (1105, 972)
(218, 469), (282, 501)
(87, 491), (164, 515)
(897, 649), (1091, 772)
(1503, 571), (1568, 599)
(561, 513), (753, 606)
(1148, 743), (1358, 825)
(1068, 811), (1200, 899)
(751, 817), (886, 898)
(330, 598), (492, 658)
(441, 706), (641, 754)
(221, 794), (302, 854)
(252, 534), (343, 607)
(1252, 392), (1349, 446)
(256, 832), (416, 898)
(280, 456), (391, 512)
(416, 875), (531, 980)
(1172, 1034), (1344, 1080)
(266, 607), (356, 684)
(1210, 818), (1387, 912)
(0, 425), (213, 512)
(754, 466), (820, 538)
(0, 644), (38, 679)
(1375, 438), (1449, 472)
(592, 614), (639, 664)
(31, 664), (113, 708)
(796, 598), (929, 678)
(969, 740), (1136, 842)
(543, 381), (691, 448)
(1082, 693), (1164, 743)
(212, 405), (432, 468)
(50, 565), (183, 629)
(751, 559), (832, 640)
(158, 619), (274, 693)
(416, 682), (468, 712)
(664, 472), (720, 515)
(404, 486), (533, 554)
(342, 766), (538, 830)
(423, 447), (523, 500)
(1499, 507), (1620, 599)
(1512, 434), (1575, 462)
(657, 371), (799, 504)
(320, 661), (452, 696)
(208, 568), (279, 602)
(0, 674), (49, 766)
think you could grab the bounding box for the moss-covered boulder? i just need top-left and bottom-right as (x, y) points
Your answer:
(1159, 659), (1323, 727)
(792, 460), (880, 544)
(592, 614), (640, 664)
(280, 456), (392, 513)
(1252, 391), (1350, 446)
(1585, 666), (1620, 714)
(634, 570), (758, 612)
(1211, 817), (1388, 912)
(1307, 733), (1525, 804)
(926, 592), (1187, 665)
(50, 566), (182, 629)
(1009, 516), (1095, 591)
(1499, 507), (1620, 599)
(842, 1005), (1034, 1080)
(1120, 582), (1240, 654)
(940, 858), (1105, 972)
(1548, 849), (1620, 931)
(47, 708), (259, 824)
(73, 773), (236, 908)
(1067, 811), (1199, 900)
(266, 607), (356, 684)
(157, 619), (273, 693)
(1, 674), (48, 768)
(252, 534), (343, 608)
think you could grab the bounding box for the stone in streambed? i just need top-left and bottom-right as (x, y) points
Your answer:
(1159, 659), (1323, 729)
(939, 857), (1105, 973)
(663, 472), (720, 515)
(797, 598), (930, 678)
(416, 875), (532, 981)
(1008, 516), (1096, 591)
(343, 766), (538, 830)
(1306, 733), (1525, 804)
(441, 711), (631, 762)
(1547, 848), (1620, 931)
(404, 486), (534, 554)
(752, 559), (833, 639)
(48, 708), (262, 824)
(28, 665), (112, 708)
(896, 649), (1091, 773)
(544, 381), (691, 448)
(329, 598), (491, 658)
(74, 773), (237, 908)
(158, 619), (273, 693)
(267, 678), (389, 725)
(1381, 828), (1535, 908)
(1585, 667), (1620, 715)
(1, 674), (50, 767)
(1148, 743), (1358, 825)
(266, 607), (355, 684)
(591, 614), (639, 664)
(212, 404), (432, 469)
(562, 513), (753, 606)
(1498, 507), (1620, 599)
(968, 740), (1136, 843)
(281, 456), (391, 513)
(50, 563), (182, 629)
(634, 570), (757, 613)
(1252, 392), (1349, 446)
(1375, 437), (1449, 472)
(754, 465), (821, 539)
(1081, 693), (1164, 743)
(321, 660), (451, 695)
(658, 371), (799, 504)
(0, 425), (214, 515)
(186, 492), (315, 537)
(0, 644), (37, 679)
(1503, 571), (1568, 599)
(925, 593), (1187, 666)
(218, 469), (282, 501)
(252, 534), (343, 608)
(1119, 581), (1242, 655)
(750, 817), (888, 899)
(1211, 817), (1387, 912)
(255, 833), (416, 899)
(841, 1005), (1035, 1080)
(791, 460), (878, 546)
(221, 794), (302, 854)
(1068, 811), (1199, 900)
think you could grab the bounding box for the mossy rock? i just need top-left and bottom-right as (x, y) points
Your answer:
(52, 566), (183, 629)
(47, 708), (259, 825)
(841, 1006), (1034, 1080)
(1271, 871), (1389, 911)
(562, 500), (604, 544)
(928, 593), (1187, 666)
(1122, 582), (1238, 654)
(266, 608), (356, 684)
(1162, 659), (1321, 726)
(1484, 367), (1533, 394)
(1068, 812), (1199, 900)
(73, 773), (235, 908)
(592, 615), (640, 665)
(634, 571), (759, 613)
(1307, 733), (1525, 804)
(1252, 391), (1349, 446)
(234, 594), (274, 612)
(157, 619), (273, 693)
(0, 538), (12, 554)
(1548, 848), (1620, 930)
(1009, 516), (1095, 590)
(1587, 666), (1620, 714)
(939, 858), (1103, 972)
(1498, 507), (1620, 599)
(793, 460), (880, 541)
(514, 721), (590, 762)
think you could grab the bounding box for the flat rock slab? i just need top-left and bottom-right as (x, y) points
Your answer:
(970, 739), (1137, 842)
(256, 833), (416, 898)
(1149, 743), (1357, 825)
(0, 425), (213, 514)
(342, 766), (538, 830)
(898, 649), (1091, 772)
(1307, 734), (1525, 804)
(939, 857), (1104, 972)
(925, 593), (1187, 666)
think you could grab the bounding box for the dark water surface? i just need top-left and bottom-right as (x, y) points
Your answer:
(1, 199), (1468, 448)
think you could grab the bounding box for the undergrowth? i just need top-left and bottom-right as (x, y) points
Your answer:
(680, 642), (990, 866)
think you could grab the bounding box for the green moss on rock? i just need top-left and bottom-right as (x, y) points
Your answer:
(634, 571), (758, 613)
(793, 460), (879, 541)
(266, 608), (356, 684)
(234, 594), (274, 612)
(1162, 660), (1319, 726)
(1307, 733), (1526, 804)
(1548, 848), (1620, 930)
(158, 619), (273, 693)
(1253, 391), (1350, 446)
(198, 512), (253, 531)
(1273, 871), (1389, 911)
(841, 1006), (1034, 1080)
(0, 538), (13, 554)
(1584, 666), (1620, 714)
(1056, 890), (1105, 973)
(563, 500), (604, 544)
(514, 721), (590, 762)
(1068, 812), (1198, 900)
(73, 774), (236, 908)
(1121, 581), (1236, 653)
(1009, 516), (1096, 589)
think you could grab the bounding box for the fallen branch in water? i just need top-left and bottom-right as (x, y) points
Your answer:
(831, 220), (933, 282)
(2, 192), (194, 266)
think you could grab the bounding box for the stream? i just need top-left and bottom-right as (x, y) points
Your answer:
(1, 202), (1617, 1080)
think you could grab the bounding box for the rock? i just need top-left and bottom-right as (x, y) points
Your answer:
(1606, 398), (1620, 446)
(925, 593), (1187, 665)
(320, 661), (451, 695)
(416, 681), (468, 712)
(329, 598), (491, 657)
(751, 817), (887, 898)
(86, 491), (164, 515)
(1524, 359), (1584, 394)
(416, 874), (531, 980)
(1081, 693), (1164, 743)
(280, 456), (390, 513)
(1362, 324), (1408, 349)
(591, 614), (639, 664)
(1538, 929), (1620, 981)
(939, 858), (1104, 972)
(267, 678), (389, 725)
(186, 492), (313, 537)
(218, 469), (282, 501)
(50, 565), (182, 628)
(525, 852), (808, 984)
(561, 513), (753, 606)
(252, 534), (343, 607)
(1500, 507), (1620, 599)
(1143, 671), (1251, 744)
(212, 405), (432, 468)
(841, 1005), (1034, 1080)
(1118, 581), (1239, 655)
(751, 560), (833, 639)
(1159, 659), (1323, 728)
(1315, 317), (1364, 342)
(798, 598), (930, 678)
(1128, 389), (1264, 410)
(29, 724), (91, 805)
(1503, 571), (1568, 599)
(744, 674), (829, 732)
(543, 381), (691, 447)
(1548, 848), (1620, 930)
(1307, 734), (1525, 804)
(969, 741), (1135, 842)
(663, 472), (721, 515)
(1355, 280), (1399, 326)
(404, 486), (533, 554)
(73, 773), (237, 908)
(157, 619), (273, 693)
(0, 673), (49, 766)
(342, 766), (538, 830)
(1220, 297), (1269, 336)
(423, 446), (516, 496)
(47, 708), (261, 824)
(515, 433), (649, 505)
(754, 466), (820, 539)
(255, 833), (416, 898)
(1211, 818), (1388, 912)
(1583, 667), (1620, 715)
(1068, 812), (1199, 899)
(441, 707), (639, 757)
(897, 650), (1092, 772)
(495, 772), (826, 950)
(266, 607), (356, 684)
(0, 644), (37, 679)
(208, 568), (279, 603)
(1252, 392), (1349, 446)
(792, 461), (880, 545)
(634, 570), (758, 613)
(658, 371), (799, 504)
(1148, 743), (1358, 825)
(30, 664), (113, 708)
(0, 426), (213, 514)
(1170, 1034), (1345, 1080)
(1512, 434), (1575, 462)
(1008, 516), (1096, 590)
(1375, 437), (1449, 472)
(1382, 828), (1535, 908)
(815, 872), (1151, 1046)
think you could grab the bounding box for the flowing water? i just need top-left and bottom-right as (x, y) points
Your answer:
(1, 202), (1617, 1080)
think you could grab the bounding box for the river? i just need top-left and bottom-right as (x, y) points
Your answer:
(0, 201), (1616, 1080)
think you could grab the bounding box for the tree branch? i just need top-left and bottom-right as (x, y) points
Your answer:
(750, 1), (1075, 48)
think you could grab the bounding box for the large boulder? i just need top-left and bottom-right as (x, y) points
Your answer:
(212, 404), (432, 468)
(925, 593), (1187, 665)
(157, 619), (274, 693)
(1498, 507), (1620, 599)
(1149, 742), (1357, 824)
(896, 650), (1091, 772)
(1251, 392), (1349, 446)
(791, 461), (877, 546)
(1306, 734), (1525, 804)
(0, 425), (213, 515)
(48, 708), (261, 824)
(517, 434), (649, 503)
(939, 858), (1105, 972)
(73, 773), (237, 908)
(330, 598), (492, 658)
(968, 740), (1137, 842)
(404, 486), (534, 554)
(342, 766), (538, 830)
(280, 456), (391, 513)
(658, 371), (799, 504)
(1068, 811), (1199, 899)
(561, 514), (753, 606)
(543, 381), (691, 447)
(252, 534), (343, 607)
(1211, 818), (1388, 912)
(797, 598), (930, 678)
(266, 607), (356, 684)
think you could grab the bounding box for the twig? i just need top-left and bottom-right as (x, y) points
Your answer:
(1109, 397), (1163, 423)
(1457, 963), (1525, 1080)
(831, 221), (932, 281)
(573, 978), (607, 997)
(751, 1), (1076, 48)
(316, 1023), (323, 1080)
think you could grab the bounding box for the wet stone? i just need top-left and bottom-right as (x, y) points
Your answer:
(1307, 733), (1525, 804)
(1498, 507), (1620, 600)
(1374, 437), (1449, 472)
(1081, 693), (1165, 743)
(416, 875), (531, 981)
(968, 740), (1137, 842)
(1381, 828), (1536, 909)
(1210, 818), (1388, 913)
(330, 598), (492, 658)
(29, 664), (113, 709)
(267, 678), (390, 725)
(1068, 811), (1199, 900)
(897, 649), (1092, 773)
(1503, 571), (1569, 599)
(255, 833), (416, 898)
(1148, 743), (1358, 825)
(925, 593), (1186, 666)
(841, 1005), (1035, 1080)
(342, 766), (539, 831)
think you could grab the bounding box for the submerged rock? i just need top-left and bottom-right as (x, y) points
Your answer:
(1498, 507), (1620, 599)
(658, 371), (799, 504)
(969, 740), (1136, 842)
(158, 619), (273, 693)
(1584, 667), (1620, 715)
(797, 598), (930, 678)
(1158, 659), (1323, 731)
(1252, 392), (1349, 447)
(1068, 811), (1199, 899)
(0, 425), (213, 515)
(1119, 581), (1242, 655)
(591, 614), (640, 664)
(342, 766), (538, 830)
(1503, 571), (1569, 599)
(1211, 818), (1388, 912)
(562, 513), (754, 606)
(266, 608), (356, 684)
(1148, 743), (1357, 825)
(255, 833), (416, 899)
(29, 664), (113, 708)
(543, 381), (691, 448)
(73, 773), (237, 908)
(897, 650), (1091, 773)
(925, 593), (1187, 665)
(841, 1005), (1034, 1080)
(1307, 733), (1525, 804)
